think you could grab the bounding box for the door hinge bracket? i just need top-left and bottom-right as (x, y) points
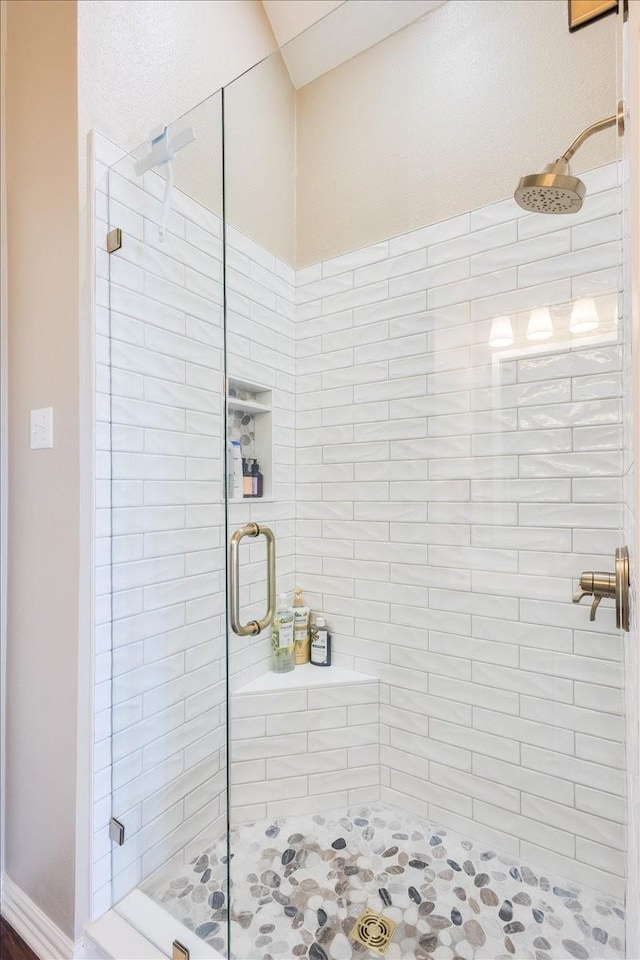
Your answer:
(109, 817), (125, 846)
(172, 941), (190, 960)
(106, 228), (122, 253)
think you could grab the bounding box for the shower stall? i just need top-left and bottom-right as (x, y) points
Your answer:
(90, 2), (635, 958)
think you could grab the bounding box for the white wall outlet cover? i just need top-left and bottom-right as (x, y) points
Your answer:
(30, 407), (54, 449)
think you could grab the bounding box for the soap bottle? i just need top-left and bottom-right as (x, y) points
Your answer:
(293, 588), (311, 664)
(242, 458), (253, 498)
(231, 441), (243, 500)
(310, 616), (331, 667)
(272, 593), (295, 673)
(252, 460), (263, 498)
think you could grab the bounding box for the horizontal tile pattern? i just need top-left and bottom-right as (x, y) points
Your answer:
(96, 144), (626, 917)
(295, 162), (625, 898)
(230, 679), (380, 821)
(97, 149), (228, 911)
(94, 135), (297, 915)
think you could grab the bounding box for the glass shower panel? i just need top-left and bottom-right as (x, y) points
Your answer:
(104, 92), (231, 956)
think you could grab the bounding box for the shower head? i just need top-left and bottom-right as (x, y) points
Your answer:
(514, 104), (624, 215)
(514, 159), (586, 214)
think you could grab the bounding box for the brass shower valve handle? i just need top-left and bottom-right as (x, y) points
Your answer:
(572, 547), (630, 631)
(572, 571), (616, 621)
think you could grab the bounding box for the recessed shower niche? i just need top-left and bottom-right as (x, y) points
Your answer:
(227, 377), (273, 500)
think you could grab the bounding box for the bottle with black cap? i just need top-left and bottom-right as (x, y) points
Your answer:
(310, 615), (331, 666)
(251, 459), (263, 498)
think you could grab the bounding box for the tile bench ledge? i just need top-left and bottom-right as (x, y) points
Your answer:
(235, 662), (376, 694)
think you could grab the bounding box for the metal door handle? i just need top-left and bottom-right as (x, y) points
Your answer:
(229, 523), (276, 636)
(572, 545), (630, 631)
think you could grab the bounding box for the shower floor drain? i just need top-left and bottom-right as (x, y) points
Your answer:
(349, 909), (397, 955)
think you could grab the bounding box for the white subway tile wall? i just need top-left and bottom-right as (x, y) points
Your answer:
(295, 161), (625, 898)
(95, 137), (228, 915)
(229, 679), (379, 824)
(95, 137), (626, 918)
(225, 219), (297, 695)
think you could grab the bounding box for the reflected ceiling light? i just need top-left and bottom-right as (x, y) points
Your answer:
(570, 297), (600, 333)
(527, 307), (554, 341)
(488, 315), (514, 348)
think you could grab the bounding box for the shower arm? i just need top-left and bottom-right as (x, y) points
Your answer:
(560, 102), (625, 163)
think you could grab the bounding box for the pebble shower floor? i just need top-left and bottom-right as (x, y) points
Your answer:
(143, 804), (625, 960)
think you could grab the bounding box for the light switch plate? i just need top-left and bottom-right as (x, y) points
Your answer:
(30, 407), (53, 449)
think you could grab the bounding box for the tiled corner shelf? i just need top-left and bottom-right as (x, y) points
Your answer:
(236, 662), (375, 694)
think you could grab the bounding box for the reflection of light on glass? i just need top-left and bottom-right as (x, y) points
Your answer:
(488, 315), (514, 348)
(570, 297), (600, 333)
(527, 307), (553, 341)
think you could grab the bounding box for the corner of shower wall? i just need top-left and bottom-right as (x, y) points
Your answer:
(223, 224), (375, 826)
(225, 222), (297, 695)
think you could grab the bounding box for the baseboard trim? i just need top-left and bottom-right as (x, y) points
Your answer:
(1, 871), (74, 959)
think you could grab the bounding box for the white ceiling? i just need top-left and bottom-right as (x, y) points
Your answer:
(263, 0), (448, 89)
(261, 0), (345, 48)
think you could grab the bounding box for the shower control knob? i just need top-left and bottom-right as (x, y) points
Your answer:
(572, 571), (615, 621)
(572, 546), (630, 631)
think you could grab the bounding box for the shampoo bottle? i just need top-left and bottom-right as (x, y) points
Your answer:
(293, 588), (311, 664)
(310, 616), (331, 667)
(272, 593), (295, 673)
(242, 458), (253, 498)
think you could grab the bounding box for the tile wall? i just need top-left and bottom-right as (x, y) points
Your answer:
(225, 223), (297, 691)
(92, 133), (297, 916)
(229, 676), (380, 825)
(294, 162), (626, 898)
(94, 139), (228, 914)
(95, 148), (627, 915)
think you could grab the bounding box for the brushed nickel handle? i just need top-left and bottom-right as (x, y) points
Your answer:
(229, 522), (276, 637)
(572, 546), (630, 631)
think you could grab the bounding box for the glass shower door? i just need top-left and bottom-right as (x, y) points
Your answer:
(101, 92), (232, 957)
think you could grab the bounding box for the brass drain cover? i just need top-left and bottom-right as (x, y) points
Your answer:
(350, 909), (397, 955)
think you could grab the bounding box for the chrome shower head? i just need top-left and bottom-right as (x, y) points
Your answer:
(514, 159), (586, 214)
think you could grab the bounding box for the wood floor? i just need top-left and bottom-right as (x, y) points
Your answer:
(0, 916), (39, 960)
